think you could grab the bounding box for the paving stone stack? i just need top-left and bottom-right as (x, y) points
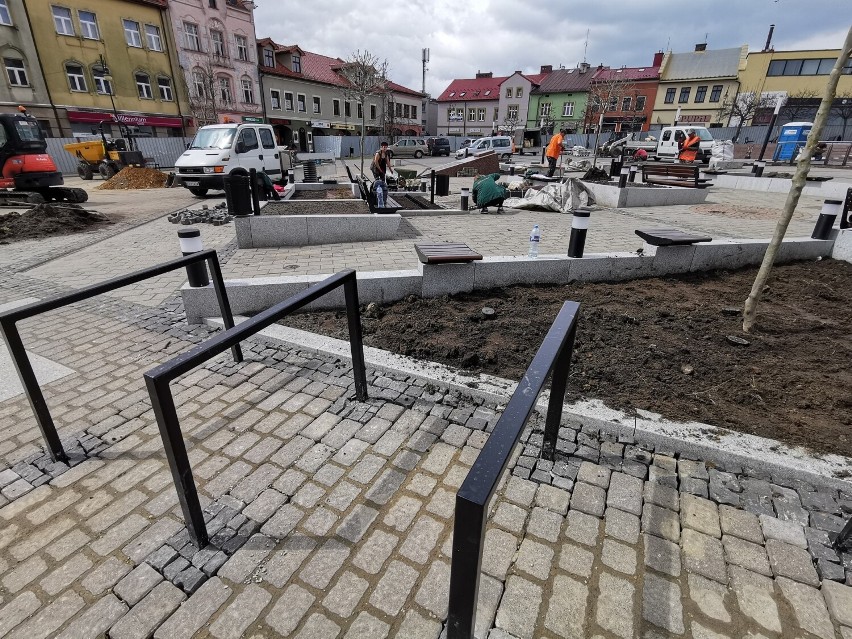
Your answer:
(167, 203), (232, 226)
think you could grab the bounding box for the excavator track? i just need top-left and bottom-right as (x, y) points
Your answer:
(0, 188), (88, 205)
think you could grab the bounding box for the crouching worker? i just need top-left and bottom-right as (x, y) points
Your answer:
(472, 173), (508, 213)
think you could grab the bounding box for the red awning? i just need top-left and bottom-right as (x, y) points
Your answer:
(66, 110), (184, 128)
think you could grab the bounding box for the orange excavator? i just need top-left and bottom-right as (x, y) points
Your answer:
(0, 106), (87, 204)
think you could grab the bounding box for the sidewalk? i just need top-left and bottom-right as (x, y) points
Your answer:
(0, 163), (850, 638)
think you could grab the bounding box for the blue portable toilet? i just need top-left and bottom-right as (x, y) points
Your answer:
(773, 122), (813, 161)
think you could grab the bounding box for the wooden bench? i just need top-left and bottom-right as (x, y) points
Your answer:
(641, 163), (712, 188)
(415, 242), (483, 264)
(635, 228), (712, 246)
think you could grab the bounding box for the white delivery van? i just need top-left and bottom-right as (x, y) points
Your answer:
(654, 126), (714, 163)
(175, 123), (283, 196)
(455, 136), (514, 160)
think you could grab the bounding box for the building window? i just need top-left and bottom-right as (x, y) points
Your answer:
(263, 48), (274, 67)
(678, 87), (691, 103)
(493, 107), (499, 121)
(508, 105), (518, 119)
(515, 87), (523, 98)
(664, 87), (676, 103)
(191, 70), (206, 97)
(211, 30), (226, 58)
(52, 6), (74, 35)
(145, 24), (162, 51)
(0, 0), (12, 26)
(123, 19), (142, 47)
(709, 85), (723, 102)
(801, 59), (820, 75)
(467, 108), (476, 121)
(635, 95), (646, 111)
(183, 22), (200, 51)
(411, 105), (417, 119)
(820, 58), (837, 75)
(477, 108), (485, 122)
(783, 60), (804, 76)
(292, 54), (301, 73)
(79, 10), (99, 39)
(296, 93), (306, 112)
(218, 76), (232, 103)
(4, 58), (28, 86)
(505, 87), (512, 98)
(158, 77), (173, 101)
(208, 0), (217, 7)
(395, 102), (402, 117)
(313, 96), (321, 114)
(66, 63), (86, 91)
(235, 35), (249, 61)
(608, 96), (618, 111)
(357, 103), (362, 119)
(621, 96), (632, 111)
(540, 102), (552, 116)
(562, 101), (574, 117)
(270, 89), (280, 109)
(344, 101), (351, 117)
(241, 77), (253, 103)
(693, 86), (707, 103)
(332, 99), (340, 116)
(93, 66), (112, 94)
(136, 72), (152, 99)
(370, 104), (377, 120)
(284, 91), (293, 110)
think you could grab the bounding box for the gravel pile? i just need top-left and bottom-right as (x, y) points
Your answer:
(168, 203), (233, 225)
(96, 167), (170, 190)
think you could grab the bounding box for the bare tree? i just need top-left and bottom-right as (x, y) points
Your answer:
(717, 87), (774, 142)
(337, 50), (389, 177)
(830, 90), (852, 139)
(743, 27), (852, 332)
(780, 89), (819, 123)
(501, 110), (523, 147)
(181, 61), (259, 128)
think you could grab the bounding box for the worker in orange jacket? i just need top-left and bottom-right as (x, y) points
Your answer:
(679, 129), (701, 163)
(545, 128), (569, 177)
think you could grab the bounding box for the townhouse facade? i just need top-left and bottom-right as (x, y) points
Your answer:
(651, 44), (748, 129)
(435, 72), (506, 139)
(589, 53), (662, 134)
(167, 0), (260, 129)
(257, 38), (423, 150)
(18, 0), (187, 137)
(528, 64), (596, 145)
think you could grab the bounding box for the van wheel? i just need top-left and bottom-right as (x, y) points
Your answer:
(189, 187), (208, 197)
(500, 153), (511, 160)
(414, 150), (423, 159)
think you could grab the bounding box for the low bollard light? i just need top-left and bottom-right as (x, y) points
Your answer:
(460, 187), (470, 211)
(618, 167), (629, 189)
(287, 169), (295, 184)
(840, 188), (851, 229)
(812, 199), (843, 240)
(610, 158), (623, 179)
(628, 165), (637, 183)
(420, 177), (428, 192)
(567, 207), (591, 258)
(754, 161), (766, 177)
(177, 228), (209, 287)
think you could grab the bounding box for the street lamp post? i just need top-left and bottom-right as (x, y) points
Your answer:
(95, 55), (121, 124)
(757, 97), (784, 162)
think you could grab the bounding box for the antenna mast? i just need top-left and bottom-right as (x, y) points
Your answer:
(583, 30), (589, 63)
(422, 48), (429, 94)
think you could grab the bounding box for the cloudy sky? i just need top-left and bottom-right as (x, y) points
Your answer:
(253, 1), (849, 96)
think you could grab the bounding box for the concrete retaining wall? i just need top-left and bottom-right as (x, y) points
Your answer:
(234, 213), (401, 248)
(711, 174), (852, 198)
(183, 237), (835, 322)
(583, 181), (709, 207)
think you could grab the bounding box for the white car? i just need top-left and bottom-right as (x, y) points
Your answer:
(455, 136), (514, 160)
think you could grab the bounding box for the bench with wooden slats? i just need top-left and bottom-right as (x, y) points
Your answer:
(642, 163), (712, 188)
(415, 242), (483, 264)
(635, 228), (713, 246)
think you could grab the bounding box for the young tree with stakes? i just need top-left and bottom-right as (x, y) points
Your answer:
(337, 50), (389, 177)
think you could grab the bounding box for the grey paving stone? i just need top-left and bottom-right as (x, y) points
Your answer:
(602, 538), (636, 575)
(565, 510), (601, 547)
(570, 482), (606, 518)
(114, 563), (163, 606)
(482, 528), (518, 580)
(515, 538), (554, 580)
(681, 493), (721, 538)
(719, 504), (764, 544)
(644, 533), (681, 577)
(644, 482), (679, 511)
(492, 502), (528, 534)
(369, 560), (418, 616)
(399, 515), (443, 564)
(722, 534), (771, 576)
(324, 571), (370, 618)
(577, 462), (611, 488)
(81, 557), (132, 595)
(341, 612), (390, 639)
(209, 584), (271, 639)
(606, 472), (643, 516)
(596, 571), (635, 639)
(760, 514), (807, 548)
(0, 592), (42, 637)
(687, 573), (732, 623)
(729, 565), (782, 633)
(544, 574), (588, 638)
(534, 484), (571, 515)
(217, 534), (275, 583)
(642, 572), (684, 634)
(154, 577), (232, 639)
(336, 504), (379, 544)
(558, 543), (595, 579)
(503, 476), (537, 507)
(414, 560), (450, 618)
(302, 538), (351, 590)
(495, 575), (542, 639)
(604, 507), (640, 544)
(109, 582), (186, 639)
(766, 538), (820, 586)
(682, 528), (727, 584)
(7, 590), (84, 639)
(821, 579), (852, 627)
(642, 503), (680, 543)
(776, 577), (836, 639)
(56, 594), (128, 639)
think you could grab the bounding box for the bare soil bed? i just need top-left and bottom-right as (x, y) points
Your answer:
(262, 201), (370, 216)
(281, 259), (852, 458)
(288, 188), (356, 200)
(0, 203), (110, 243)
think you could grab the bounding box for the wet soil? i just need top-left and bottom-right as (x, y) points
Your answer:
(0, 203), (111, 243)
(281, 259), (852, 458)
(262, 201), (370, 216)
(288, 188), (356, 200)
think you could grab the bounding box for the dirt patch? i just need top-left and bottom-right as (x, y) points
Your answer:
(95, 167), (169, 190)
(0, 203), (111, 243)
(289, 188), (356, 200)
(281, 259), (852, 458)
(262, 201), (370, 216)
(390, 194), (442, 210)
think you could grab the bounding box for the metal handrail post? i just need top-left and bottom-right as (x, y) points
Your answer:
(447, 496), (487, 639)
(343, 275), (368, 401)
(542, 309), (579, 460)
(0, 320), (67, 462)
(206, 254), (243, 363)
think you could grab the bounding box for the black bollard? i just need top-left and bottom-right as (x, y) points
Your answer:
(812, 199), (842, 240)
(754, 161), (766, 177)
(178, 228), (209, 287)
(460, 187), (470, 211)
(430, 170), (436, 205)
(567, 207), (591, 258)
(840, 188), (852, 229)
(618, 167), (629, 188)
(287, 169), (295, 184)
(249, 168), (261, 215)
(628, 165), (637, 183)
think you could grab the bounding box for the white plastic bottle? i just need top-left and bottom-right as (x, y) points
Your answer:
(528, 224), (540, 258)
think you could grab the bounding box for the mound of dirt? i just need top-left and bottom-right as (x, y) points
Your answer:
(96, 167), (169, 190)
(280, 259), (852, 458)
(0, 203), (110, 242)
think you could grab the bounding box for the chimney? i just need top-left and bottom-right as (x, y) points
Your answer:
(579, 62), (590, 73)
(652, 51), (664, 66)
(764, 24), (775, 52)
(540, 65), (553, 74)
(695, 43), (707, 52)
(475, 71), (492, 79)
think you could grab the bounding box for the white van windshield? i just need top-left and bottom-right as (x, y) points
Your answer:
(190, 128), (236, 150)
(696, 129), (714, 141)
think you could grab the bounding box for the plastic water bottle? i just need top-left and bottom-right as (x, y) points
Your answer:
(528, 224), (540, 258)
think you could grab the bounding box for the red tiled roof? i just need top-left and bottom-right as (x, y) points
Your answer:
(436, 76), (508, 102)
(593, 66), (660, 82)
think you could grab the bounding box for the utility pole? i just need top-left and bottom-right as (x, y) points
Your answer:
(422, 48), (429, 135)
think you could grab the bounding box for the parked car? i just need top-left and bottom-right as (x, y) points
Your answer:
(460, 138), (473, 149)
(426, 137), (451, 156)
(455, 136), (514, 160)
(386, 138), (428, 159)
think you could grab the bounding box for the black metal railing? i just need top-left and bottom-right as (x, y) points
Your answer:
(0, 250), (241, 464)
(446, 301), (580, 639)
(143, 269), (368, 547)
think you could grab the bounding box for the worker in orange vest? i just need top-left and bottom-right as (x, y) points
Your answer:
(679, 129), (701, 163)
(545, 128), (568, 177)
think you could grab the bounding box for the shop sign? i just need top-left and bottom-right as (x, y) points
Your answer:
(242, 116), (265, 123)
(310, 120), (330, 128)
(66, 110), (183, 127)
(680, 114), (710, 123)
(269, 118), (292, 125)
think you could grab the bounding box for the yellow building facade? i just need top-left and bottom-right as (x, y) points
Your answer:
(24, 0), (187, 136)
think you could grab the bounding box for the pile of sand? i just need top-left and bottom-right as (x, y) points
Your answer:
(0, 203), (110, 242)
(96, 166), (169, 190)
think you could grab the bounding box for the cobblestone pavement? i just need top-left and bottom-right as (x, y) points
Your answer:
(0, 169), (850, 637)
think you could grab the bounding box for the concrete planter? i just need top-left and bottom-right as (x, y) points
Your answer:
(582, 181), (709, 207)
(235, 213), (401, 248)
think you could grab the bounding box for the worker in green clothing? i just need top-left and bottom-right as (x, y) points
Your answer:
(472, 173), (508, 213)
